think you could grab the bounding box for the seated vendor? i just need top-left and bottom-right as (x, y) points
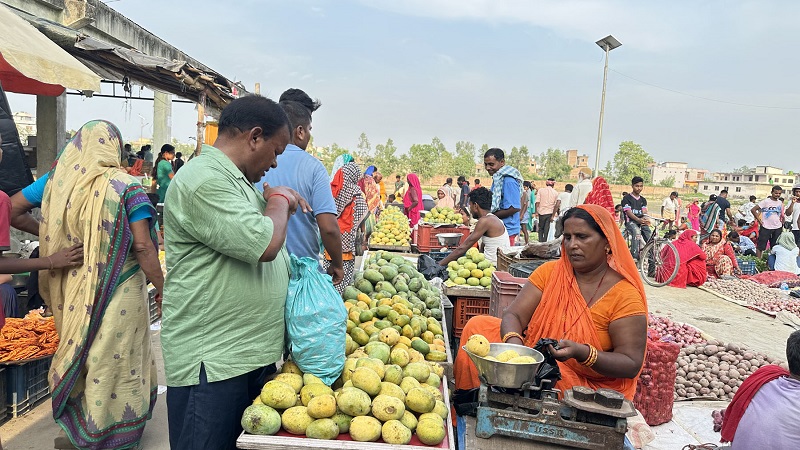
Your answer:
(722, 330), (800, 449)
(728, 231), (756, 256)
(454, 205), (647, 400)
(438, 187), (508, 266)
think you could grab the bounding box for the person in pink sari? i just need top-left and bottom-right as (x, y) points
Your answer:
(403, 173), (423, 226)
(688, 199), (701, 231)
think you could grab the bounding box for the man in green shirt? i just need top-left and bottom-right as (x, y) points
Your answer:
(163, 96), (308, 450)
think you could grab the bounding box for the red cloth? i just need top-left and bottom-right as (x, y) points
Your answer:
(720, 365), (790, 443)
(0, 190), (10, 249)
(403, 173), (423, 226)
(584, 177), (615, 216)
(663, 230), (708, 288)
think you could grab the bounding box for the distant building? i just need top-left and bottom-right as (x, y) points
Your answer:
(701, 166), (799, 199)
(565, 149), (590, 179)
(648, 162), (711, 189)
(12, 111), (36, 142)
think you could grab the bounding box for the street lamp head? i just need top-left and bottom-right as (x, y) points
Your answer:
(595, 35), (622, 51)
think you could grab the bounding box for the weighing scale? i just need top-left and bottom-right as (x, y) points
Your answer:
(465, 343), (637, 449)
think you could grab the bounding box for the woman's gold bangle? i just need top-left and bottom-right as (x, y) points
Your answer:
(501, 332), (524, 343)
(580, 345), (598, 367)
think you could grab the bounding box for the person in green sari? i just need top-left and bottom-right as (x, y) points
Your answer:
(152, 144), (176, 203)
(12, 120), (163, 449)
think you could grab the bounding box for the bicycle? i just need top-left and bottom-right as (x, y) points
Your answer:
(625, 215), (680, 287)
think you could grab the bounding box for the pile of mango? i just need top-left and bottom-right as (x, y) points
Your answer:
(424, 206), (462, 224)
(444, 247), (496, 288)
(371, 206), (411, 247)
(345, 251), (443, 321)
(243, 351), (448, 445)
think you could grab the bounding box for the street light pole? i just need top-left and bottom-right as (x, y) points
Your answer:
(594, 35), (622, 176)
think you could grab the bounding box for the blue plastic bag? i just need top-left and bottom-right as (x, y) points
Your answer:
(285, 255), (347, 386)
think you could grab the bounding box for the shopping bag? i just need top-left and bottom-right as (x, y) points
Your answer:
(285, 255), (347, 386)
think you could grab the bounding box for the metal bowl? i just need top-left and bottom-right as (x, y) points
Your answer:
(437, 233), (463, 247)
(462, 342), (545, 388)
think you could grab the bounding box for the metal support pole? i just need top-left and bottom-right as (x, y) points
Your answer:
(594, 44), (610, 176)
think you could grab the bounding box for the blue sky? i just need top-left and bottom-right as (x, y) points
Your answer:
(8, 0), (800, 173)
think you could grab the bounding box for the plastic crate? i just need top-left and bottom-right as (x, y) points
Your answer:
(453, 296), (490, 340)
(508, 259), (553, 279)
(148, 287), (161, 325)
(0, 367), (7, 424)
(415, 225), (470, 253)
(489, 271), (527, 317)
(496, 248), (545, 272)
(6, 356), (53, 418)
(736, 258), (757, 275)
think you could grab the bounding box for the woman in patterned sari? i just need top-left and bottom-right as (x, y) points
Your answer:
(325, 162), (368, 293)
(19, 120), (163, 449)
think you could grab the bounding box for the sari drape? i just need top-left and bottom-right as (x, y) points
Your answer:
(455, 205), (647, 400)
(403, 173), (423, 226)
(40, 120), (159, 449)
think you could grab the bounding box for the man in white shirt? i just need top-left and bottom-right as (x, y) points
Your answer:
(660, 191), (679, 231)
(737, 195), (757, 224)
(570, 168), (593, 207)
(554, 184), (574, 238)
(786, 184), (800, 245)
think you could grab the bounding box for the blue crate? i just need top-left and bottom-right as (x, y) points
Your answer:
(737, 259), (757, 275)
(6, 356), (53, 418)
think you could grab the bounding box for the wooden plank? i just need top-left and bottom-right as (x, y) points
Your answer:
(696, 286), (777, 318)
(443, 285), (491, 299)
(369, 244), (413, 252)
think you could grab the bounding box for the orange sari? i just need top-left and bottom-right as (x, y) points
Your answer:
(454, 204), (648, 400)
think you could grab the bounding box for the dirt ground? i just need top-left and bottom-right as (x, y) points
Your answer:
(0, 282), (793, 450)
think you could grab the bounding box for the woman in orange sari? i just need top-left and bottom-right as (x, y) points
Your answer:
(455, 204), (648, 400)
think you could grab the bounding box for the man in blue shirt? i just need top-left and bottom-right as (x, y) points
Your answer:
(483, 148), (521, 246)
(258, 98), (343, 285)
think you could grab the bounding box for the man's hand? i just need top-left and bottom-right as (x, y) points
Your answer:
(327, 264), (344, 285)
(262, 184), (311, 215)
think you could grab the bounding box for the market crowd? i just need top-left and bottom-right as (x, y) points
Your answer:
(1, 86), (799, 450)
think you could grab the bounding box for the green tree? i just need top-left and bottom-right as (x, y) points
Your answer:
(600, 161), (614, 180)
(658, 176), (676, 188)
(452, 141), (477, 178)
(407, 142), (438, 180)
(538, 148), (571, 180)
(609, 141), (655, 184)
(318, 142), (352, 173)
(373, 138), (399, 175)
(733, 165), (754, 174)
(355, 132), (372, 166)
(170, 138), (195, 157)
(507, 146), (533, 178)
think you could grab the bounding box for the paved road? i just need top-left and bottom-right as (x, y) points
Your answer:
(0, 282), (794, 449)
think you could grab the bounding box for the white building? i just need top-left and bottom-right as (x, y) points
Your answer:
(12, 111), (36, 142)
(700, 166), (799, 199)
(649, 162), (689, 188)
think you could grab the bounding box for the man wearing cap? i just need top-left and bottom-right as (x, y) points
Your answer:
(786, 184), (800, 244)
(570, 168), (593, 207)
(534, 178), (559, 242)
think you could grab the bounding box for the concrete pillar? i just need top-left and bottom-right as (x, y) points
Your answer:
(35, 93), (66, 176)
(152, 91), (172, 152)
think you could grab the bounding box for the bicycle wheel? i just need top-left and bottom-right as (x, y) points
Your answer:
(639, 239), (680, 287)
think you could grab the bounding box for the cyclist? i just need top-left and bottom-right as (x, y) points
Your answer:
(622, 176), (652, 260)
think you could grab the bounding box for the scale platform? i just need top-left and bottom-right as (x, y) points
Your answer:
(475, 383), (636, 450)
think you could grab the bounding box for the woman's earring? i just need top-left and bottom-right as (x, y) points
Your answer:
(606, 247), (612, 255)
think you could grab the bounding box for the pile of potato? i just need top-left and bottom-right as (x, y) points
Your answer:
(703, 278), (800, 315)
(648, 314), (707, 347)
(674, 340), (786, 401)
